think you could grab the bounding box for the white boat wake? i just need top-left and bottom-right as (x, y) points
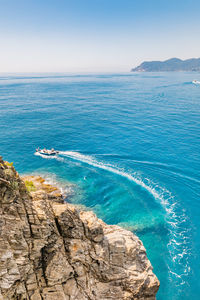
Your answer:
(34, 151), (64, 161)
(38, 149), (191, 285)
(59, 151), (166, 201)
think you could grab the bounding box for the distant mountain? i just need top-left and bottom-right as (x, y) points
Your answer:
(131, 58), (200, 72)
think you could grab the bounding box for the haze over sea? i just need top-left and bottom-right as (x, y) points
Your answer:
(0, 72), (199, 299)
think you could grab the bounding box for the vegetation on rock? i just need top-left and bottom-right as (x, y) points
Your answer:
(24, 180), (36, 192)
(4, 161), (13, 167)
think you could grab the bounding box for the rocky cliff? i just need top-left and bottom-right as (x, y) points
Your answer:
(0, 157), (159, 300)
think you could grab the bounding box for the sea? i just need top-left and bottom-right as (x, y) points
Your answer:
(0, 72), (199, 299)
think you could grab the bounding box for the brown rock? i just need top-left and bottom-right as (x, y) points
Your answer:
(0, 157), (159, 299)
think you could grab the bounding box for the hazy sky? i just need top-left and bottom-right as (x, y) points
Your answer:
(0, 0), (200, 72)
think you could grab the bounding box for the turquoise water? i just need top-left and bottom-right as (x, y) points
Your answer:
(0, 73), (199, 299)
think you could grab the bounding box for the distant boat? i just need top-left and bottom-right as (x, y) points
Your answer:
(192, 80), (200, 84)
(36, 148), (59, 156)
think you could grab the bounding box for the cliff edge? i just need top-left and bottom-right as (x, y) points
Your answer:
(0, 157), (159, 300)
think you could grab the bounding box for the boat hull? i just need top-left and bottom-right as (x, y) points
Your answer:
(40, 152), (57, 156)
(36, 150), (59, 156)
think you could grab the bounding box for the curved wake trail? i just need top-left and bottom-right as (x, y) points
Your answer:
(59, 151), (165, 200)
(40, 150), (192, 286)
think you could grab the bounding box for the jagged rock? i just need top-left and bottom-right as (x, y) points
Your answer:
(0, 158), (159, 299)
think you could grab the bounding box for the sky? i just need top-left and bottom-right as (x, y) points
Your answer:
(0, 0), (200, 72)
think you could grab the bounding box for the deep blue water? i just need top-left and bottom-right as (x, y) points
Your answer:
(0, 72), (199, 299)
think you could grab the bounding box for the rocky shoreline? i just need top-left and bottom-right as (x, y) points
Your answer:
(0, 157), (159, 299)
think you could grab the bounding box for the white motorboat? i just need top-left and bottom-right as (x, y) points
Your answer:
(192, 80), (200, 84)
(36, 148), (59, 156)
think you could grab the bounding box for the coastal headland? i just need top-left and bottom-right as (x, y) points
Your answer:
(131, 57), (200, 72)
(0, 156), (159, 299)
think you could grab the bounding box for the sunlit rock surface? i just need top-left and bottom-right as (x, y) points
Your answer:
(0, 157), (159, 299)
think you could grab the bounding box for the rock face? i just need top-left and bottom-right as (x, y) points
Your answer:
(0, 157), (159, 300)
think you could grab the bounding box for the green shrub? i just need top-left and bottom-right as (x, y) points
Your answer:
(5, 161), (13, 167)
(25, 180), (36, 192)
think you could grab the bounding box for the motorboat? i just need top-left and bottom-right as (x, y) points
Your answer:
(36, 148), (59, 156)
(192, 80), (200, 84)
